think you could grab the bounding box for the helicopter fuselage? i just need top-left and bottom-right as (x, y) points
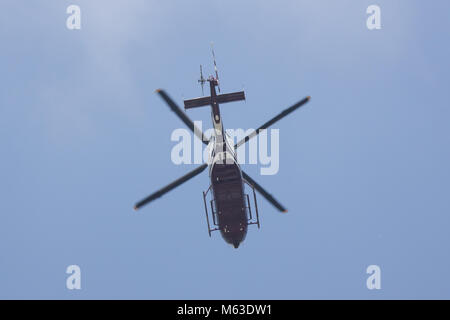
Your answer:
(207, 79), (248, 248)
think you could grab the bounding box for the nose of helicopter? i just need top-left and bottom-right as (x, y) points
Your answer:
(221, 222), (247, 249)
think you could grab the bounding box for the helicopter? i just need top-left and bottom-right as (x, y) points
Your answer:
(134, 45), (311, 248)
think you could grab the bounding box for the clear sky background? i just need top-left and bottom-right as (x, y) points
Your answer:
(1, 1), (449, 299)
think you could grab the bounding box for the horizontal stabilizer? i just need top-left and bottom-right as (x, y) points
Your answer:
(184, 91), (245, 109)
(184, 96), (211, 109)
(217, 91), (245, 104)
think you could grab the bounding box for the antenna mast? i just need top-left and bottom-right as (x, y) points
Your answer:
(211, 42), (221, 93)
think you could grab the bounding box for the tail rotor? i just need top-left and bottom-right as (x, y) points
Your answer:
(198, 65), (206, 96)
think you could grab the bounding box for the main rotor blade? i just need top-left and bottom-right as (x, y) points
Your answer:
(134, 163), (208, 210)
(156, 89), (209, 145)
(235, 96), (311, 149)
(242, 171), (287, 213)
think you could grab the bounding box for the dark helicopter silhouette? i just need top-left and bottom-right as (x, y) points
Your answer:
(134, 45), (310, 248)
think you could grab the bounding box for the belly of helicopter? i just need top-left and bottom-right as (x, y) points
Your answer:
(210, 161), (248, 248)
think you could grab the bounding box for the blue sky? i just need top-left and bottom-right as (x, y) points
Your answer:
(1, 1), (449, 299)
